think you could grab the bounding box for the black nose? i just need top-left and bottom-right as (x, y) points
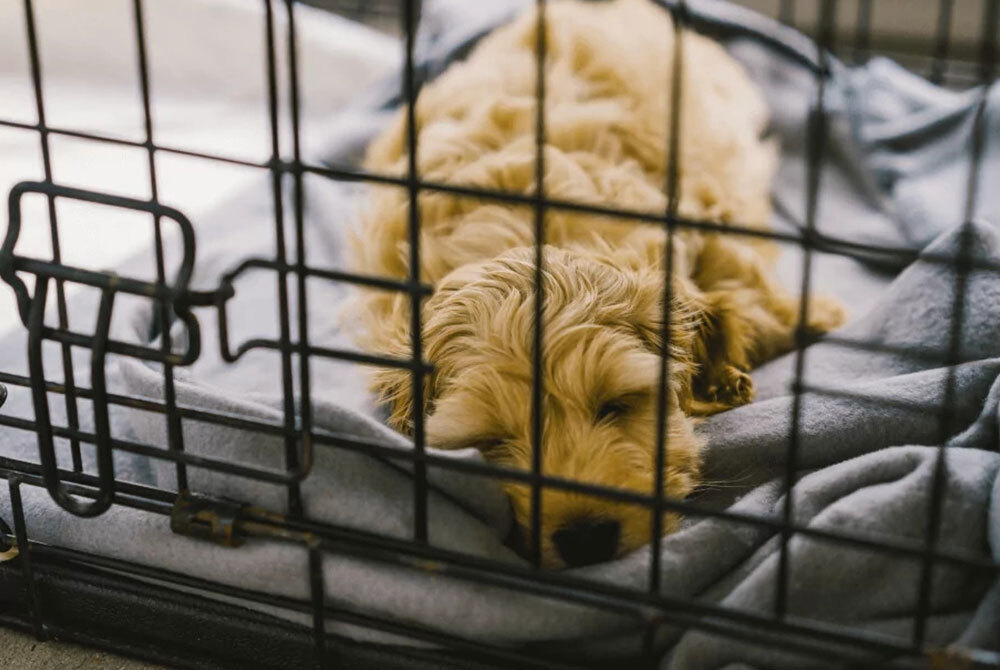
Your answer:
(552, 519), (620, 567)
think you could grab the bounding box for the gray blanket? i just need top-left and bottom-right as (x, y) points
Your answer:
(1, 1), (998, 667)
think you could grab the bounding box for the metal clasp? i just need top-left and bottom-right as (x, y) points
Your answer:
(170, 490), (247, 548)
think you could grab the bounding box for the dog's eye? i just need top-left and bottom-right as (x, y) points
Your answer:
(596, 399), (632, 423)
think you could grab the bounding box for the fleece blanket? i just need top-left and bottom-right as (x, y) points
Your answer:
(2, 0), (999, 667)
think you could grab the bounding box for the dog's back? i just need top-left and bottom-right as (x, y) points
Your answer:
(356, 0), (777, 289)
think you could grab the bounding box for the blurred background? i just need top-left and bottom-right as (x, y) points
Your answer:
(303, 0), (994, 76)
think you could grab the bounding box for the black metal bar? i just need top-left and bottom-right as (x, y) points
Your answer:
(282, 1), (326, 664)
(775, 0), (836, 621)
(402, 0), (429, 545)
(307, 542), (328, 669)
(930, 0), (954, 84)
(979, 0), (1000, 86)
(300, 265), (432, 294)
(263, 0), (305, 518)
(913, 0), (998, 646)
(285, 0), (318, 495)
(5, 180), (196, 222)
(0, 460), (176, 510)
(650, 0), (686, 598)
(854, 0), (872, 63)
(2, 413), (311, 486)
(814, 332), (977, 365)
(0, 116), (270, 167)
(309, 343), (430, 371)
(17, 317), (192, 365)
(132, 0), (188, 492)
(21, 0), (83, 473)
(26, 279), (115, 517)
(83, 286), (118, 513)
(796, 382), (984, 421)
(779, 0), (794, 26)
(9, 256), (167, 301)
(3, 115), (1000, 274)
(640, 618), (663, 670)
(4, 451), (995, 588)
(8, 476), (45, 639)
(8, 327), (990, 400)
(529, 0), (548, 569)
(4, 413), (996, 576)
(197, 255), (432, 296)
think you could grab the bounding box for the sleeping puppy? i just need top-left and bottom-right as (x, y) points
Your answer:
(351, 0), (844, 569)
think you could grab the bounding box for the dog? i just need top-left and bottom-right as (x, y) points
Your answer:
(350, 0), (844, 569)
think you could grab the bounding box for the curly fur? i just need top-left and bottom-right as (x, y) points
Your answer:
(349, 0), (845, 568)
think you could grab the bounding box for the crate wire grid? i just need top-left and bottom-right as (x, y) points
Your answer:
(0, 0), (998, 668)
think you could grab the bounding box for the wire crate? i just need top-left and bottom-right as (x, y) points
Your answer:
(1, 0), (998, 668)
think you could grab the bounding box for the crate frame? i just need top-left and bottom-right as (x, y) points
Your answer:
(1, 0), (999, 668)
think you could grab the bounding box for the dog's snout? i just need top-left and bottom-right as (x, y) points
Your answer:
(552, 518), (620, 567)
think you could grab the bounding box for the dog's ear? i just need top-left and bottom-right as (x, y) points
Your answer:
(609, 264), (697, 354)
(574, 230), (699, 355)
(567, 242), (697, 359)
(357, 292), (435, 435)
(370, 349), (433, 436)
(624, 267), (669, 351)
(618, 266), (703, 414)
(363, 284), (479, 435)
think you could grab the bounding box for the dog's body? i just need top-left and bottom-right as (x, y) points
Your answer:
(352, 0), (843, 568)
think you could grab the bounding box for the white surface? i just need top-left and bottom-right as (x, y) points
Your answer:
(0, 0), (399, 333)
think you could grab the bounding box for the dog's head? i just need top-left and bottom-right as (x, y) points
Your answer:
(372, 245), (703, 569)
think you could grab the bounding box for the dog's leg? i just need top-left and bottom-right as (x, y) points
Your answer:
(686, 235), (845, 414)
(684, 285), (759, 415)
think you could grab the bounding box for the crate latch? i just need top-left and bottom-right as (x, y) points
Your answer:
(170, 490), (247, 548)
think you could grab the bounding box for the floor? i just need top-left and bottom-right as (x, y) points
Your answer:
(0, 628), (162, 670)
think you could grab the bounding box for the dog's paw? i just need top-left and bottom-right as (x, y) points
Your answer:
(706, 365), (755, 408)
(803, 295), (847, 340)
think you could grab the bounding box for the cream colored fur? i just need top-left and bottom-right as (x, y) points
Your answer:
(350, 0), (844, 568)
